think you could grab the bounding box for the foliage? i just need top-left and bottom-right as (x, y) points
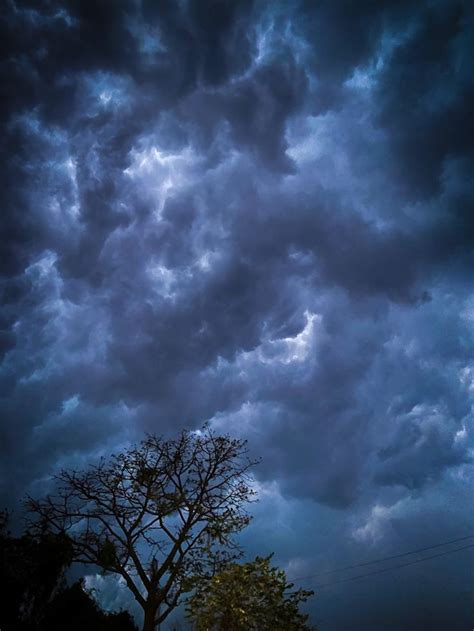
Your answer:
(186, 554), (316, 630)
(0, 512), (137, 631)
(26, 428), (257, 631)
(41, 579), (138, 631)
(0, 511), (72, 629)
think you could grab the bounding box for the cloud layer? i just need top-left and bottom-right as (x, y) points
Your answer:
(1, 1), (473, 628)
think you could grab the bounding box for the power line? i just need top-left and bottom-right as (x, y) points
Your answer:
(310, 543), (474, 589)
(288, 534), (474, 583)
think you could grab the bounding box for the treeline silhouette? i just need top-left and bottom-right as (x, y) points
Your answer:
(0, 511), (137, 631)
(3, 430), (316, 631)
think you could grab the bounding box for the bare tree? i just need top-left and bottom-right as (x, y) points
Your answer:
(26, 428), (257, 631)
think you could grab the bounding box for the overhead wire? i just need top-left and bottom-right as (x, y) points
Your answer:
(309, 543), (474, 588)
(287, 534), (474, 586)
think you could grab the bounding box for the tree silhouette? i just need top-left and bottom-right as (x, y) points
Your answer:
(0, 510), (72, 629)
(0, 512), (136, 631)
(42, 579), (137, 631)
(26, 428), (257, 631)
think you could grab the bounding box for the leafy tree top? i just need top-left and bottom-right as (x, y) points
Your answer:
(186, 554), (316, 631)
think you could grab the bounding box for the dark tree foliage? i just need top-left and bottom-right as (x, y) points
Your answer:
(42, 580), (138, 631)
(0, 511), (137, 631)
(0, 510), (72, 629)
(26, 428), (257, 631)
(186, 554), (316, 630)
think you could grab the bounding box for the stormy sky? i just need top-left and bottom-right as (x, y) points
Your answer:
(1, 0), (473, 628)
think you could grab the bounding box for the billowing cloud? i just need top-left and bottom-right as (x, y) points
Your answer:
(1, 1), (473, 629)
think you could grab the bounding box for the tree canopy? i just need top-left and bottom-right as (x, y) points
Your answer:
(0, 512), (137, 631)
(26, 428), (257, 631)
(186, 554), (316, 630)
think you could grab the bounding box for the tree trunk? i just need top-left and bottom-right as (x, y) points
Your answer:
(142, 605), (158, 631)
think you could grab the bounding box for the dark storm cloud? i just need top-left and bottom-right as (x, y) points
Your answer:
(1, 0), (473, 628)
(375, 1), (474, 197)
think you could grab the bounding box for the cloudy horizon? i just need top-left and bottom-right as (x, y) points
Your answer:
(1, 1), (473, 629)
